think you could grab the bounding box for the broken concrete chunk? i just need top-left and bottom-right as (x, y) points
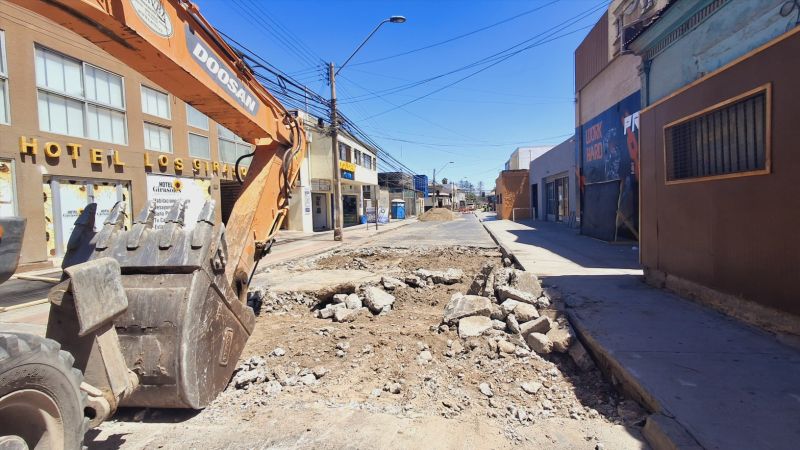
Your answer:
(458, 316), (493, 338)
(344, 293), (362, 309)
(479, 382), (494, 397)
(333, 307), (361, 323)
(381, 276), (407, 291)
(233, 367), (268, 388)
(569, 341), (595, 371)
(546, 326), (574, 353)
(332, 293), (348, 304)
(514, 303), (539, 322)
(415, 268), (463, 285)
(404, 274), (424, 288)
(519, 316), (552, 337)
(363, 286), (395, 314)
(491, 319), (507, 331)
(318, 303), (345, 319)
(500, 299), (521, 315)
(520, 381), (542, 395)
(510, 270), (543, 298)
(442, 293), (492, 325)
(467, 274), (486, 295)
(489, 302), (506, 321)
(496, 285), (538, 305)
(526, 332), (553, 354)
(497, 340), (516, 354)
(506, 314), (521, 335)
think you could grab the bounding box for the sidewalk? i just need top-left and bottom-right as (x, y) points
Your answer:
(480, 214), (800, 450)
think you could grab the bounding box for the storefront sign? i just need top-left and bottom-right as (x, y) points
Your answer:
(130, 0), (173, 38)
(303, 187), (311, 215)
(377, 207), (389, 224)
(146, 174), (211, 230)
(17, 136), (246, 180)
(339, 161), (356, 172)
(366, 206), (376, 223)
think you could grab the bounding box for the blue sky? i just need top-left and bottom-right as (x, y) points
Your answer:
(195, 0), (607, 190)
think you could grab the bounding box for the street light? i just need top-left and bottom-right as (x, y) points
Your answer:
(329, 16), (406, 241)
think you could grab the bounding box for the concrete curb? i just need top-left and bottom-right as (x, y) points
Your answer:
(479, 218), (702, 450)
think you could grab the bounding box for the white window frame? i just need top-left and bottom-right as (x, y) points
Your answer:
(217, 124), (253, 166)
(0, 30), (10, 125)
(188, 131), (210, 159)
(34, 45), (128, 145)
(143, 121), (173, 153)
(186, 103), (209, 131)
(140, 85), (170, 120)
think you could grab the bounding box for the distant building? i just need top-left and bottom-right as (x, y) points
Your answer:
(378, 172), (422, 217)
(296, 111), (378, 231)
(529, 136), (578, 224)
(504, 146), (552, 171)
(494, 170), (530, 221)
(629, 0), (800, 331)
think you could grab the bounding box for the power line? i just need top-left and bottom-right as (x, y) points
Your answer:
(338, 1), (607, 104)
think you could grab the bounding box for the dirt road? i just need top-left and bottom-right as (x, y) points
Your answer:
(89, 216), (647, 449)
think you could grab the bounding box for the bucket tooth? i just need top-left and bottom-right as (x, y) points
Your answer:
(127, 201), (156, 250)
(196, 200), (216, 225)
(165, 200), (188, 227)
(66, 203), (97, 252)
(191, 200), (216, 249)
(158, 201), (187, 250)
(94, 201), (127, 251)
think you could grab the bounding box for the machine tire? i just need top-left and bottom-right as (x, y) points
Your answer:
(0, 333), (87, 450)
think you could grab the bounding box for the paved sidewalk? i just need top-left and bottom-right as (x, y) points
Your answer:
(479, 213), (800, 450)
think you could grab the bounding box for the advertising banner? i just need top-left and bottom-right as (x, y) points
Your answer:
(366, 206), (377, 223)
(377, 207), (389, 224)
(58, 182), (89, 254)
(580, 91), (640, 240)
(146, 174), (212, 230)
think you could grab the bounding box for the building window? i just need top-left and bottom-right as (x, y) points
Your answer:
(143, 122), (172, 153)
(188, 132), (210, 159)
(0, 30), (9, 125)
(338, 143), (349, 162)
(354, 149), (362, 166)
(665, 87), (769, 183)
(186, 104), (208, 130)
(141, 85), (170, 119)
(217, 124), (252, 166)
(363, 153), (373, 170)
(35, 46), (127, 144)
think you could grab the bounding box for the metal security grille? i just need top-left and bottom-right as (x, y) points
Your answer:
(665, 90), (767, 182)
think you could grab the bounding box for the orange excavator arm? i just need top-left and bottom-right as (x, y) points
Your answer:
(9, 0), (307, 290)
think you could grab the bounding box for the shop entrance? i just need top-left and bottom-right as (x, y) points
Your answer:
(342, 195), (358, 226)
(312, 193), (328, 230)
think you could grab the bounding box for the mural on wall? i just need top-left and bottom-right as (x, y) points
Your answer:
(580, 91), (641, 240)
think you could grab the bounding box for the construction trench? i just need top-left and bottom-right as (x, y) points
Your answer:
(97, 244), (648, 448)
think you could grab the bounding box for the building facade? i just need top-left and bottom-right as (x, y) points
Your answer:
(574, 0), (668, 241)
(504, 146), (552, 171)
(494, 169), (530, 221)
(529, 136), (578, 223)
(629, 0), (800, 331)
(0, 3), (255, 267)
(296, 111), (378, 232)
(378, 172), (422, 218)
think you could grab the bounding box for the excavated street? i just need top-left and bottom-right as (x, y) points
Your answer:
(88, 214), (648, 449)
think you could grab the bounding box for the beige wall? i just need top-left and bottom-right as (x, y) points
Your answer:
(0, 3), (249, 264)
(577, 53), (641, 125)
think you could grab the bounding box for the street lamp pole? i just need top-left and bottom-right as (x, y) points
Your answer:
(432, 161), (453, 207)
(329, 16), (405, 241)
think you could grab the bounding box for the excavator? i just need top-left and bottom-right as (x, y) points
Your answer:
(0, 1), (307, 448)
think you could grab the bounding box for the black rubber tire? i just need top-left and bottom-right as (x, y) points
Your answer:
(0, 332), (87, 450)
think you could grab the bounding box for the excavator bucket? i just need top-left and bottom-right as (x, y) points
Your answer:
(47, 200), (255, 409)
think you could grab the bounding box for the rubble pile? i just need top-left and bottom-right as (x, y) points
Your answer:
(442, 262), (594, 371)
(229, 354), (328, 395)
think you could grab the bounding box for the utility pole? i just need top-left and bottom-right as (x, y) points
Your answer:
(329, 62), (344, 241)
